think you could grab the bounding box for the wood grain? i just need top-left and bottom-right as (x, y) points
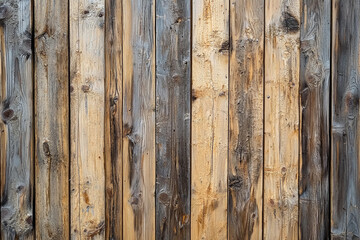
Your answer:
(69, 0), (106, 238)
(263, 0), (300, 239)
(191, 0), (229, 238)
(228, 0), (264, 239)
(34, 0), (69, 239)
(155, 0), (191, 239)
(331, 0), (360, 238)
(122, 0), (155, 239)
(0, 0), (34, 238)
(299, 0), (331, 239)
(105, 0), (123, 239)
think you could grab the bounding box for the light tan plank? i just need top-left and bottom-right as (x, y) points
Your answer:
(69, 0), (106, 238)
(264, 0), (300, 239)
(122, 0), (155, 239)
(191, 0), (229, 239)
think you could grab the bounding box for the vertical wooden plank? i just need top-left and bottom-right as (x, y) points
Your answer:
(105, 0), (122, 238)
(69, 0), (106, 238)
(331, 0), (360, 238)
(299, 0), (331, 239)
(263, 0), (300, 239)
(0, 0), (34, 239)
(155, 0), (191, 239)
(34, 0), (69, 238)
(191, 0), (229, 239)
(228, 0), (264, 239)
(122, 0), (155, 238)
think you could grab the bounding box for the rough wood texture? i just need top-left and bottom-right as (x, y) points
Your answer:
(0, 0), (34, 238)
(299, 0), (330, 239)
(104, 0), (123, 240)
(69, 0), (106, 238)
(122, 0), (155, 239)
(105, 0), (123, 239)
(155, 0), (191, 239)
(191, 0), (229, 238)
(34, 0), (69, 239)
(331, 0), (360, 238)
(264, 0), (300, 239)
(228, 0), (264, 239)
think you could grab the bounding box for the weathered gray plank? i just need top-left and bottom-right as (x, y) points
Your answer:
(0, 0), (34, 239)
(228, 0), (264, 239)
(155, 0), (191, 239)
(105, 0), (123, 238)
(34, 0), (69, 239)
(122, 0), (156, 238)
(331, 0), (360, 238)
(299, 0), (331, 239)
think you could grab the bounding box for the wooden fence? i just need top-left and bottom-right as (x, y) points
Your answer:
(0, 0), (359, 239)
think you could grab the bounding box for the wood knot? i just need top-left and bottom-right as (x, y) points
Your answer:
(43, 141), (51, 157)
(281, 12), (299, 33)
(25, 215), (33, 225)
(81, 85), (90, 92)
(219, 40), (230, 53)
(2, 108), (14, 121)
(0, 4), (10, 20)
(175, 17), (183, 24)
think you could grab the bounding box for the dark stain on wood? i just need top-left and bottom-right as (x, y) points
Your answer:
(228, 0), (264, 238)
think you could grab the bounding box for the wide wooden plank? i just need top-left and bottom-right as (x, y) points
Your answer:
(122, 0), (155, 238)
(69, 0), (106, 238)
(104, 0), (123, 239)
(228, 0), (264, 239)
(155, 0), (191, 239)
(34, 0), (69, 239)
(331, 0), (360, 238)
(0, 0), (34, 238)
(299, 0), (331, 239)
(191, 0), (229, 239)
(263, 0), (300, 239)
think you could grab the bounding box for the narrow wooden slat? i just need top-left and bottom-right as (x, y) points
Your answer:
(34, 0), (69, 238)
(263, 0), (300, 239)
(155, 0), (191, 239)
(299, 0), (330, 239)
(0, 0), (34, 238)
(122, 0), (155, 238)
(331, 1), (360, 238)
(191, 0), (229, 238)
(228, 0), (264, 239)
(105, 0), (123, 238)
(69, 0), (106, 238)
